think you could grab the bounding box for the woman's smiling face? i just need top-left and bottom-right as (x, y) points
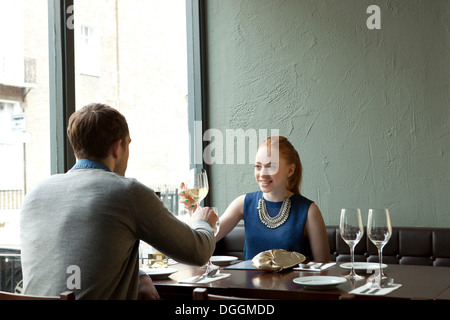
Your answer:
(254, 145), (295, 195)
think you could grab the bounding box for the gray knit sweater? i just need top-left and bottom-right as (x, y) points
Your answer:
(20, 168), (215, 299)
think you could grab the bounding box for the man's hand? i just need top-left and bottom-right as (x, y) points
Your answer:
(138, 275), (160, 300)
(190, 206), (218, 229)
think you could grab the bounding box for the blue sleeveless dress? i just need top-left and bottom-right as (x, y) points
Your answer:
(243, 191), (312, 260)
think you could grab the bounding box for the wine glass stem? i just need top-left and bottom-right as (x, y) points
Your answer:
(350, 245), (356, 276)
(377, 247), (383, 285)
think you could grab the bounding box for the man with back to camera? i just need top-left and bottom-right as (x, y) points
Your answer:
(20, 103), (217, 299)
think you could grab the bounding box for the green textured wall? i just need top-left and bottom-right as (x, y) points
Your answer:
(204, 0), (449, 227)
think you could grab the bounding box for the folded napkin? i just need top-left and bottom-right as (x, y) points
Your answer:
(252, 249), (306, 272)
(349, 283), (402, 296)
(293, 262), (336, 272)
(179, 273), (230, 284)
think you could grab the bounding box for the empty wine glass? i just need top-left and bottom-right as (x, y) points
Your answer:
(340, 208), (364, 280)
(187, 168), (209, 206)
(367, 208), (392, 289)
(203, 207), (220, 277)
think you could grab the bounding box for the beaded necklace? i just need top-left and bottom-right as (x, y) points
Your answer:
(257, 196), (291, 229)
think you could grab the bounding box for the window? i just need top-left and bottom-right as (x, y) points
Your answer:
(0, 100), (22, 133)
(0, 0), (50, 248)
(0, 0), (204, 249)
(74, 0), (190, 193)
(76, 25), (100, 76)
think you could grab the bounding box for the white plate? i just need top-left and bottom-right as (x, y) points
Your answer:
(340, 262), (387, 272)
(210, 255), (238, 266)
(293, 276), (347, 290)
(142, 268), (177, 280)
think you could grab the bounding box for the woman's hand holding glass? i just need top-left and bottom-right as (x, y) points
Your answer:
(179, 182), (197, 214)
(179, 168), (209, 215)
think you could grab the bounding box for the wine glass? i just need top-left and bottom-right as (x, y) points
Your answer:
(187, 168), (209, 206)
(340, 208), (364, 280)
(367, 208), (392, 288)
(203, 207), (220, 277)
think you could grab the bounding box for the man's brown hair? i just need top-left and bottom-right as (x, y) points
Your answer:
(67, 103), (129, 160)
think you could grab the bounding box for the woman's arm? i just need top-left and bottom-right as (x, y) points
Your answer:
(215, 195), (245, 242)
(304, 203), (330, 261)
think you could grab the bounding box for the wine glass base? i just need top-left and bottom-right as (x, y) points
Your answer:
(344, 273), (365, 281)
(367, 275), (394, 288)
(203, 262), (220, 278)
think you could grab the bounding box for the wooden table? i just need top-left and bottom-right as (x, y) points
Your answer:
(153, 261), (450, 300)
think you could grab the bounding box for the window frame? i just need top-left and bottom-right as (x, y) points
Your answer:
(48, 0), (76, 174)
(186, 0), (207, 171)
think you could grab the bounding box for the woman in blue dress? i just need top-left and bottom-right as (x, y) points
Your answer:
(216, 136), (330, 261)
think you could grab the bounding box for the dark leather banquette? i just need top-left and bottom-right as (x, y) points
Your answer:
(214, 225), (450, 267)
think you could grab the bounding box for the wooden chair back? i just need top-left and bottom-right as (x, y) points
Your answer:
(0, 290), (75, 300)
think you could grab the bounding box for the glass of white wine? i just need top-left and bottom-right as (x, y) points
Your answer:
(187, 168), (209, 206)
(148, 248), (168, 268)
(340, 208), (364, 280)
(367, 208), (392, 289)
